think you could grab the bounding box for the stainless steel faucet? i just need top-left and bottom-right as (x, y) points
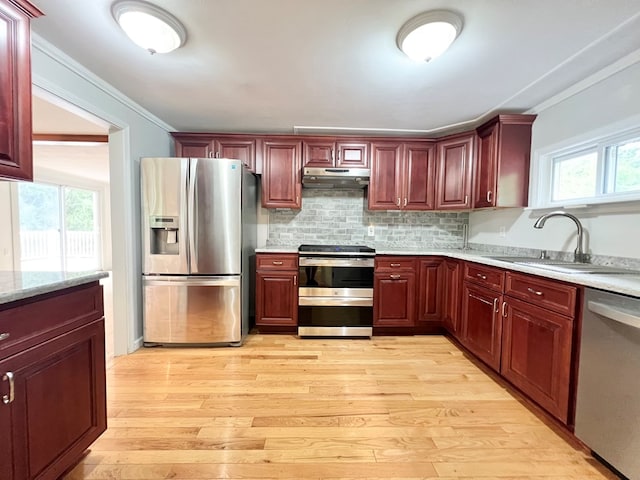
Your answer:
(533, 211), (587, 263)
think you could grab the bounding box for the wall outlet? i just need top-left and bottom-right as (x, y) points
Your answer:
(499, 226), (507, 238)
(367, 225), (375, 236)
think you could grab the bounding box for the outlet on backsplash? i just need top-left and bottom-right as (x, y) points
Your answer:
(367, 225), (375, 237)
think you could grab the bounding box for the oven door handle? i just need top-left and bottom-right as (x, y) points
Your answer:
(298, 296), (373, 307)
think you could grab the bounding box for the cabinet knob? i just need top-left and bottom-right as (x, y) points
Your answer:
(0, 332), (9, 342)
(389, 274), (401, 279)
(486, 190), (493, 203)
(527, 287), (544, 296)
(272, 261), (284, 265)
(390, 263), (401, 267)
(396, 197), (401, 207)
(502, 301), (508, 317)
(493, 297), (499, 313)
(294, 275), (297, 286)
(403, 198), (408, 207)
(2, 372), (15, 405)
(476, 273), (487, 280)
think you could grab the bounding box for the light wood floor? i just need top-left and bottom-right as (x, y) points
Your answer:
(65, 334), (618, 479)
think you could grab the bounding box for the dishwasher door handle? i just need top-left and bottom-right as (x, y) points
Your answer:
(588, 301), (640, 329)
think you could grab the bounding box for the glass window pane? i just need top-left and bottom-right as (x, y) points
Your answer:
(551, 151), (598, 201)
(17, 183), (62, 271)
(607, 139), (640, 193)
(64, 187), (100, 271)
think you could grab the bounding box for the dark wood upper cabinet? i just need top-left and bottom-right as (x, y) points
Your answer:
(368, 142), (403, 209)
(404, 143), (437, 210)
(435, 133), (475, 210)
(474, 114), (536, 208)
(302, 138), (369, 168)
(368, 141), (436, 210)
(261, 140), (302, 209)
(0, 0), (43, 181)
(171, 133), (258, 172)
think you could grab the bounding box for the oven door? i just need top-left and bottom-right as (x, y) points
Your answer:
(298, 289), (373, 337)
(298, 256), (374, 289)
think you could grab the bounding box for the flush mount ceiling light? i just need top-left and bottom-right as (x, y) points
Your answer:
(396, 10), (463, 62)
(112, 0), (186, 54)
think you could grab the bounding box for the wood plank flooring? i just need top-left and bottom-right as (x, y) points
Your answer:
(64, 334), (618, 479)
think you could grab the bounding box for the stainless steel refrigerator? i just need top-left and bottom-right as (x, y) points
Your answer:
(141, 157), (257, 345)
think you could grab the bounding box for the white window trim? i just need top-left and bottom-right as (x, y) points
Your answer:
(529, 116), (640, 211)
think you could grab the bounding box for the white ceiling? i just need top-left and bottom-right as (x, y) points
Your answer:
(29, 0), (640, 135)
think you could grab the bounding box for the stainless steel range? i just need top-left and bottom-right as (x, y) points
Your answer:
(297, 244), (375, 337)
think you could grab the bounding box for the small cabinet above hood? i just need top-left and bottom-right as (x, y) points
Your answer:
(302, 167), (370, 189)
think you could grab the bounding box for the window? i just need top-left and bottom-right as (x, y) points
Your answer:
(541, 129), (640, 207)
(17, 182), (101, 272)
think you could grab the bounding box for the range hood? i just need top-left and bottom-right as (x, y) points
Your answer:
(302, 167), (370, 189)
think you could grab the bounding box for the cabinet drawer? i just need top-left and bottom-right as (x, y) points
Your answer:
(375, 257), (416, 271)
(464, 262), (505, 291)
(0, 283), (104, 360)
(505, 272), (577, 317)
(256, 253), (298, 270)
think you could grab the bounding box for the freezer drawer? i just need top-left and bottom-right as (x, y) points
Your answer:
(143, 276), (241, 345)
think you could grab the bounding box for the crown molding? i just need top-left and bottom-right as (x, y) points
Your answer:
(31, 33), (175, 132)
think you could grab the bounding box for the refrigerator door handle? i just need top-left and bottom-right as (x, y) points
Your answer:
(143, 276), (241, 287)
(188, 159), (198, 272)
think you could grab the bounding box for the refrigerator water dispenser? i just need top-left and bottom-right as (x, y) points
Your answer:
(149, 216), (179, 255)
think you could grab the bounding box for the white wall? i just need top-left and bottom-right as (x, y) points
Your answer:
(469, 59), (640, 260)
(31, 37), (173, 354)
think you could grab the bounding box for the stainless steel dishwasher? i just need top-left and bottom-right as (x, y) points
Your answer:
(575, 288), (640, 480)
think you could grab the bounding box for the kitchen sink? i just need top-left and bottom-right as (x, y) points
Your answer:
(486, 256), (639, 275)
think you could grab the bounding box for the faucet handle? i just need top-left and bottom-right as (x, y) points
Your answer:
(539, 250), (547, 259)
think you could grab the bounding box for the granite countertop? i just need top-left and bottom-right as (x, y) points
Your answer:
(0, 271), (109, 305)
(257, 245), (640, 298)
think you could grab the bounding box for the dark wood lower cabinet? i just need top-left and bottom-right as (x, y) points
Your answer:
(256, 271), (298, 327)
(501, 296), (573, 423)
(416, 258), (442, 331)
(461, 282), (503, 372)
(373, 272), (416, 327)
(441, 259), (461, 336)
(0, 281), (106, 480)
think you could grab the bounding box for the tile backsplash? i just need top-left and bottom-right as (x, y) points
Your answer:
(267, 189), (469, 248)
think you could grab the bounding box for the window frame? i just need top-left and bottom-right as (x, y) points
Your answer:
(531, 124), (640, 209)
(10, 171), (106, 272)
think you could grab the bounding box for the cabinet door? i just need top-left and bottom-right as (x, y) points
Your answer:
(261, 140), (302, 209)
(368, 142), (402, 210)
(461, 282), (502, 371)
(501, 297), (572, 423)
(256, 271), (298, 326)
(216, 138), (256, 172)
(174, 136), (215, 158)
(404, 143), (436, 210)
(435, 134), (475, 209)
(474, 122), (498, 208)
(0, 1), (41, 181)
(442, 259), (461, 335)
(0, 319), (106, 480)
(303, 139), (335, 168)
(416, 258), (442, 325)
(336, 141), (369, 168)
(373, 272), (415, 327)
